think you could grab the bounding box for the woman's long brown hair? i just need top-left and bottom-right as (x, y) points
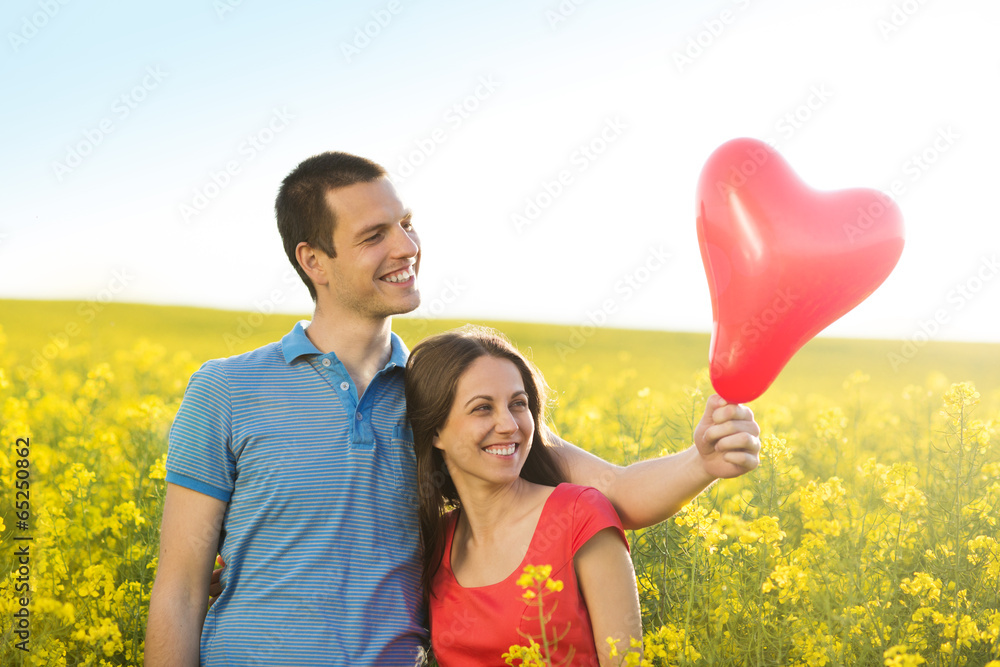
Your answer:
(404, 325), (566, 614)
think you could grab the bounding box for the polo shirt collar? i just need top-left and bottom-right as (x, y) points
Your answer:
(385, 331), (409, 370)
(281, 320), (409, 370)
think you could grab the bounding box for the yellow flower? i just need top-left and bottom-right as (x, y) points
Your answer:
(502, 639), (546, 667)
(900, 572), (942, 603)
(760, 433), (791, 464)
(883, 645), (926, 666)
(59, 462), (97, 503)
(532, 564), (552, 581)
(148, 452), (168, 481)
(70, 616), (123, 657)
(516, 564), (553, 589)
(762, 563), (810, 604)
(795, 477), (846, 536)
(813, 406), (847, 442)
(739, 514), (786, 547)
(843, 370), (870, 391)
(942, 382), (980, 417)
(674, 502), (728, 553)
(516, 564), (563, 604)
(78, 362), (114, 403)
(643, 625), (701, 662)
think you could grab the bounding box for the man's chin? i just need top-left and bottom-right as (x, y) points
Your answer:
(378, 291), (420, 318)
(394, 292), (421, 316)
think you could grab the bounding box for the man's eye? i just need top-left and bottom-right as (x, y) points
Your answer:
(402, 221), (414, 231)
(365, 233), (383, 243)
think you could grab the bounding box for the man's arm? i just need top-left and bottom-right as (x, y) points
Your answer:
(145, 483), (227, 667)
(551, 395), (760, 529)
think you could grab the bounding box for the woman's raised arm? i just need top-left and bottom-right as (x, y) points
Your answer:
(551, 394), (760, 529)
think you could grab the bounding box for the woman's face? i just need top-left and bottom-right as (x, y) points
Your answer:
(432, 355), (534, 486)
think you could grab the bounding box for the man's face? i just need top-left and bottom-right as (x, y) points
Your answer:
(320, 177), (421, 320)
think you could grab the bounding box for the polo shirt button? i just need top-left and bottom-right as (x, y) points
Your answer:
(356, 413), (363, 421)
(321, 359), (331, 367)
(340, 382), (349, 391)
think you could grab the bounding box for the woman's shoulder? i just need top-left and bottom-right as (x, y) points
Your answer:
(550, 482), (610, 506)
(552, 483), (622, 528)
(538, 483), (618, 528)
(545, 483), (625, 550)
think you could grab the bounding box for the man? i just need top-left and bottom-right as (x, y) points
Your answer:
(145, 152), (761, 665)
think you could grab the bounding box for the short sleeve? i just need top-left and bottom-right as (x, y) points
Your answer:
(165, 360), (235, 502)
(570, 486), (629, 555)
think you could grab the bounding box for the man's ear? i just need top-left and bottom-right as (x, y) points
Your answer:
(296, 242), (330, 289)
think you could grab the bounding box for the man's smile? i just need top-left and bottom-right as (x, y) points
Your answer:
(380, 265), (416, 284)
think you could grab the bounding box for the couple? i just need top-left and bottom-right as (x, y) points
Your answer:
(145, 151), (761, 666)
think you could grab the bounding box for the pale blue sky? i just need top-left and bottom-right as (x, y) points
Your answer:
(3, 0), (999, 345)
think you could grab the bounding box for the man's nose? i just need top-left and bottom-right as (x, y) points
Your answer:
(391, 225), (419, 258)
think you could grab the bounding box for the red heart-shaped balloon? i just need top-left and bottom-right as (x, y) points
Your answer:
(697, 138), (904, 403)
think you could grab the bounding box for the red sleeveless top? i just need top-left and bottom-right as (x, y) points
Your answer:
(429, 484), (628, 666)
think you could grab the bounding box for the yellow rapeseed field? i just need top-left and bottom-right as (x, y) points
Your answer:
(1, 299), (998, 666)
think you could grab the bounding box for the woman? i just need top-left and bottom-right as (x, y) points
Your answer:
(405, 325), (642, 666)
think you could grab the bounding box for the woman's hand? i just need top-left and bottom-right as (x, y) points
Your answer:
(208, 556), (226, 608)
(693, 394), (761, 480)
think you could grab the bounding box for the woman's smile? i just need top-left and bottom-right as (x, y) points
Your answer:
(482, 443), (519, 457)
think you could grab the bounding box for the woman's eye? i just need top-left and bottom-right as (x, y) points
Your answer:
(472, 404), (490, 413)
(511, 400), (528, 409)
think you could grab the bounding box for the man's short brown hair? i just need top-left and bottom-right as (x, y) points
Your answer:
(275, 152), (387, 300)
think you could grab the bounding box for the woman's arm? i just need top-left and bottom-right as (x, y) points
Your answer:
(575, 528), (642, 666)
(552, 394), (760, 529)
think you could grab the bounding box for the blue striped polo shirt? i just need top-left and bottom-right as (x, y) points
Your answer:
(165, 321), (425, 665)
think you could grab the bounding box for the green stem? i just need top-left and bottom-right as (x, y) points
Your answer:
(537, 588), (553, 666)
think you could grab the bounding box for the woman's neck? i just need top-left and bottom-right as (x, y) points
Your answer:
(453, 477), (541, 545)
